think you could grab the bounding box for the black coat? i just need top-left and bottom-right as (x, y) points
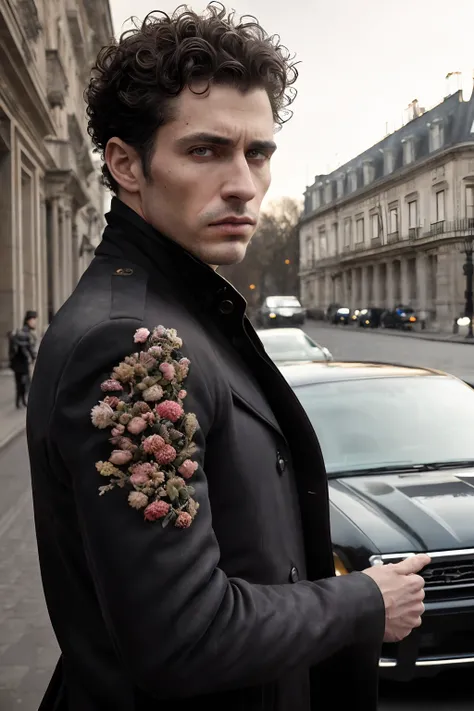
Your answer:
(9, 324), (36, 374)
(27, 198), (385, 711)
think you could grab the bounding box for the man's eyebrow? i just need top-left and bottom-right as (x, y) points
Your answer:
(176, 132), (277, 153)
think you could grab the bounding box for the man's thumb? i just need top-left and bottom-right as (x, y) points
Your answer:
(393, 554), (431, 575)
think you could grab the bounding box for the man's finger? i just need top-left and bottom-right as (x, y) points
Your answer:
(393, 554), (431, 575)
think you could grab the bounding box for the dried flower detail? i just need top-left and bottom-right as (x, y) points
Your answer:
(91, 326), (200, 528)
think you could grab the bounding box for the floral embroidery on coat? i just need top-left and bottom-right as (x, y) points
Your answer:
(91, 326), (200, 528)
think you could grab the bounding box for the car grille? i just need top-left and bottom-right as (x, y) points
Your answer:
(423, 558), (474, 588)
(370, 550), (474, 600)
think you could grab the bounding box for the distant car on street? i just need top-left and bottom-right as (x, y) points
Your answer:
(257, 328), (333, 364)
(331, 306), (351, 325)
(256, 295), (306, 328)
(280, 359), (474, 681)
(357, 307), (385, 328)
(381, 305), (418, 330)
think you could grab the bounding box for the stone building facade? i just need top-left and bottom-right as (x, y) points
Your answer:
(0, 0), (113, 365)
(299, 90), (474, 331)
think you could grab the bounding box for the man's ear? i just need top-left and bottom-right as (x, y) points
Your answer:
(105, 138), (143, 194)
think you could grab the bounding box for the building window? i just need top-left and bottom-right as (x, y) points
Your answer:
(349, 170), (357, 192)
(430, 122), (444, 152)
(389, 207), (398, 234)
(332, 222), (339, 254)
(324, 181), (333, 204)
(403, 138), (415, 165)
(356, 217), (365, 243)
(344, 218), (352, 247)
(311, 190), (320, 211)
(408, 200), (418, 228)
(371, 213), (380, 239)
(436, 190), (445, 222)
(306, 236), (313, 267)
(337, 175), (345, 198)
(363, 162), (374, 186)
(319, 227), (327, 258)
(466, 186), (474, 219)
(384, 150), (394, 175)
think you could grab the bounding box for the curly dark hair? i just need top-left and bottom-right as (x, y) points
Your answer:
(85, 2), (298, 193)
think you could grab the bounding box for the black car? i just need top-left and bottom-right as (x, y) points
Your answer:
(280, 360), (474, 681)
(256, 295), (306, 328)
(331, 306), (351, 325)
(381, 305), (418, 330)
(357, 307), (384, 328)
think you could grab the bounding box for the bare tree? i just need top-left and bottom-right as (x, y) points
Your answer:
(220, 197), (302, 312)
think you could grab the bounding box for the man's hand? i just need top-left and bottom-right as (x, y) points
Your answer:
(362, 554), (430, 643)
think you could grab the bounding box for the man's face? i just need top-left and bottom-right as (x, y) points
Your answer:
(27, 318), (37, 329)
(133, 84), (276, 266)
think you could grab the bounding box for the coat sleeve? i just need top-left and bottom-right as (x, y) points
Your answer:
(50, 317), (385, 698)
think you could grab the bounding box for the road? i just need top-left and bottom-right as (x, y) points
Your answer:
(1, 324), (474, 709)
(304, 321), (474, 381)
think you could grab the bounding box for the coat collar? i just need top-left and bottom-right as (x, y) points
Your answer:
(96, 197), (248, 320)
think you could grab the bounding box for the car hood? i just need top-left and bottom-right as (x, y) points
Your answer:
(329, 469), (474, 553)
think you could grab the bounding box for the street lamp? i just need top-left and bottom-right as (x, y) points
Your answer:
(462, 237), (474, 338)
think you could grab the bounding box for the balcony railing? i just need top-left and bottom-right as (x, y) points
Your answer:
(371, 237), (382, 247)
(387, 231), (400, 244)
(430, 220), (445, 236)
(408, 227), (421, 240)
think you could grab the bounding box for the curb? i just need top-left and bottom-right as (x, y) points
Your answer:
(0, 422), (26, 452)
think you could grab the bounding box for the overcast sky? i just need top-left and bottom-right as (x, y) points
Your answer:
(109, 0), (474, 205)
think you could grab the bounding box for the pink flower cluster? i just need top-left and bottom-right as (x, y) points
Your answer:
(156, 400), (183, 423)
(178, 459), (198, 479)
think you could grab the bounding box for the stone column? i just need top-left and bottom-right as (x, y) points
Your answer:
(373, 263), (382, 305)
(386, 261), (394, 306)
(72, 218), (80, 287)
(434, 248), (452, 332)
(342, 271), (350, 305)
(400, 257), (410, 305)
(360, 265), (369, 307)
(416, 252), (428, 312)
(64, 204), (73, 298)
(50, 196), (61, 314)
(351, 268), (358, 308)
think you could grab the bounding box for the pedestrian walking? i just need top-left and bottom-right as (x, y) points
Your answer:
(8, 310), (37, 408)
(26, 5), (429, 710)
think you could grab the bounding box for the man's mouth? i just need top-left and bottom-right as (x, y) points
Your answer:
(209, 216), (256, 226)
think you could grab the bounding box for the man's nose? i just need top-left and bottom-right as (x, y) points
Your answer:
(221, 156), (257, 204)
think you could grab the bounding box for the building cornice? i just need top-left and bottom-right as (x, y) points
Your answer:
(0, 0), (55, 137)
(299, 142), (474, 227)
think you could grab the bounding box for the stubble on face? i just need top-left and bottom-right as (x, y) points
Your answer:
(133, 83), (276, 266)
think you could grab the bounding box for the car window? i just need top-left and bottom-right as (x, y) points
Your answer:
(266, 297), (301, 308)
(260, 333), (325, 362)
(293, 376), (474, 475)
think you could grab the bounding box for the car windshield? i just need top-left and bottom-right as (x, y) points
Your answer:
(260, 333), (326, 362)
(266, 297), (301, 308)
(293, 375), (474, 476)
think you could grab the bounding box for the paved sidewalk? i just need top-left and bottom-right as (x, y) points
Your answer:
(0, 370), (26, 450)
(0, 436), (58, 710)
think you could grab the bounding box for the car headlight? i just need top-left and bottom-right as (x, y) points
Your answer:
(269, 312), (277, 319)
(333, 553), (349, 576)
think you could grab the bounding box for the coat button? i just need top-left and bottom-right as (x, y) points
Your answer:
(276, 452), (286, 475)
(289, 566), (299, 583)
(219, 299), (234, 315)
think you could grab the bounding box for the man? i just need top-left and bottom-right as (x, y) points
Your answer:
(9, 310), (37, 407)
(27, 6), (428, 710)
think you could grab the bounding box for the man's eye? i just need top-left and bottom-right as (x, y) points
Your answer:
(191, 147), (213, 158)
(247, 150), (267, 161)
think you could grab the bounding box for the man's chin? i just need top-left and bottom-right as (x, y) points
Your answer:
(200, 243), (249, 267)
